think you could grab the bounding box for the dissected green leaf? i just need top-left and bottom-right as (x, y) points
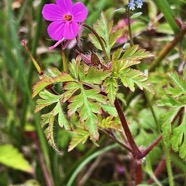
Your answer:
(167, 72), (186, 97)
(104, 77), (117, 105)
(68, 58), (111, 85)
(0, 144), (32, 173)
(89, 12), (122, 59)
(160, 108), (180, 143)
(67, 84), (107, 140)
(122, 45), (153, 61)
(69, 57), (82, 79)
(63, 82), (81, 102)
(170, 113), (186, 160)
(99, 103), (118, 117)
(35, 90), (71, 154)
(80, 66), (111, 84)
(36, 90), (71, 130)
(68, 128), (90, 151)
(157, 72), (186, 107)
(157, 95), (186, 107)
(43, 115), (63, 155)
(99, 116), (121, 131)
(35, 90), (62, 112)
(109, 29), (123, 49)
(112, 46), (154, 75)
(120, 68), (154, 94)
(32, 72), (74, 98)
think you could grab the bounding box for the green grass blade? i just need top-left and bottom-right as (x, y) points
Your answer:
(155, 0), (180, 34)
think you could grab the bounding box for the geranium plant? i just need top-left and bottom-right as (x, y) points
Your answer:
(23, 0), (186, 185)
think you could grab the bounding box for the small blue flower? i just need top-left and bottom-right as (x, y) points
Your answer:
(128, 1), (135, 10)
(136, 0), (143, 8)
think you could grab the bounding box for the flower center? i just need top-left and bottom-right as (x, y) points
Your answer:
(64, 14), (72, 21)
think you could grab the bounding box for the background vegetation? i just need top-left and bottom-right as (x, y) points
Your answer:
(0, 0), (186, 185)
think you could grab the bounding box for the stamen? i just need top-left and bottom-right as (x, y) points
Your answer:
(64, 14), (72, 21)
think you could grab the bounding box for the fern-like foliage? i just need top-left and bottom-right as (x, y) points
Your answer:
(33, 13), (155, 153)
(64, 60), (110, 140)
(170, 114), (186, 160)
(120, 68), (154, 93)
(104, 77), (117, 105)
(33, 68), (73, 154)
(32, 68), (74, 98)
(98, 116), (121, 131)
(68, 128), (90, 151)
(89, 12), (122, 60)
(67, 83), (106, 140)
(102, 45), (154, 105)
(111, 45), (154, 93)
(33, 59), (112, 152)
(159, 72), (186, 160)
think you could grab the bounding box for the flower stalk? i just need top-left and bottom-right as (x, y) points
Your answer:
(61, 46), (67, 73)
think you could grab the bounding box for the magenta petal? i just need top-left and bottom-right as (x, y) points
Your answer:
(72, 2), (88, 22)
(42, 4), (64, 21)
(56, 0), (73, 12)
(47, 21), (65, 40)
(63, 22), (79, 40)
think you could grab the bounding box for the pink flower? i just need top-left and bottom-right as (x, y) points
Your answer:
(42, 0), (88, 41)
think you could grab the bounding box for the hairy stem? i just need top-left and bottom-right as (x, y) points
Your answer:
(164, 144), (174, 186)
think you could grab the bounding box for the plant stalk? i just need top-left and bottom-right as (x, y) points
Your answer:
(114, 99), (141, 157)
(127, 8), (134, 46)
(61, 48), (67, 72)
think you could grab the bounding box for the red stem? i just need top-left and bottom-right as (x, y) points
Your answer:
(114, 99), (141, 157)
(129, 158), (134, 186)
(135, 159), (142, 185)
(138, 135), (162, 159)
